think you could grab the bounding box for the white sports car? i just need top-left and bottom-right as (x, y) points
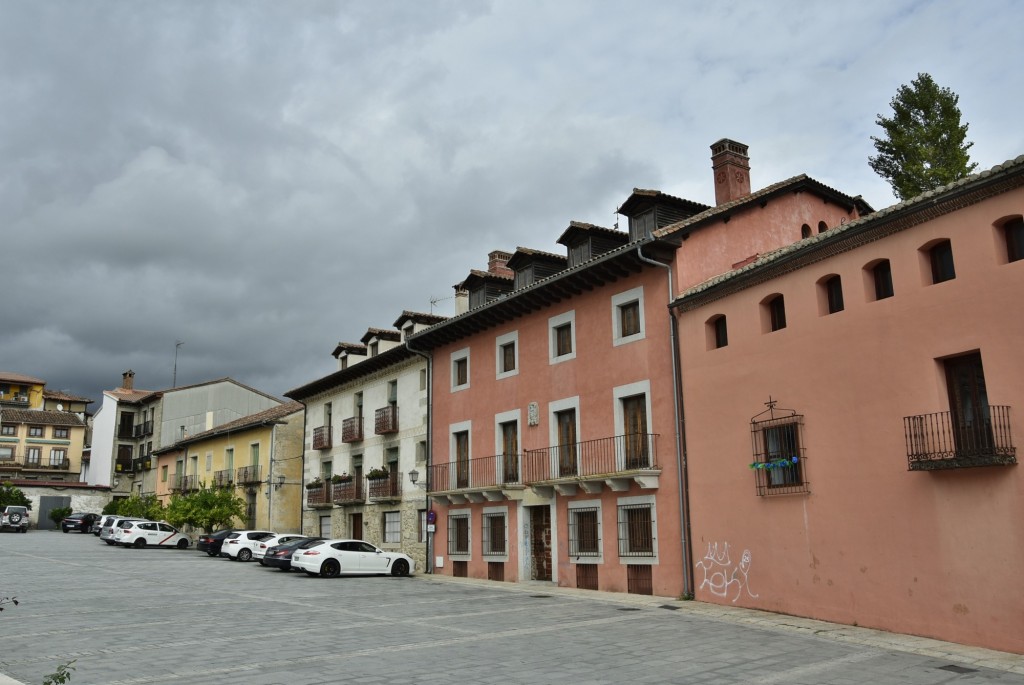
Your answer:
(113, 521), (191, 549)
(291, 539), (414, 578)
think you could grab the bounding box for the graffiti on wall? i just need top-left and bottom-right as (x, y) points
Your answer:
(695, 541), (758, 603)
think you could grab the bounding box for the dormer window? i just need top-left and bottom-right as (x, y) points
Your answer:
(513, 266), (534, 290)
(629, 210), (655, 241)
(369, 341), (379, 357)
(569, 242), (591, 267)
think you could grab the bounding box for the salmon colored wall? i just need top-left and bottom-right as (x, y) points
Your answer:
(430, 265), (686, 595)
(677, 191), (1024, 653)
(675, 193), (860, 291)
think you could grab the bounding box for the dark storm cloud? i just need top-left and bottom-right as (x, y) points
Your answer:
(2, 0), (1022, 406)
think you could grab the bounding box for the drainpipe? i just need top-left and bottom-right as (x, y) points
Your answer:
(405, 339), (433, 574)
(297, 401), (309, 536)
(268, 423), (277, 531)
(635, 241), (694, 598)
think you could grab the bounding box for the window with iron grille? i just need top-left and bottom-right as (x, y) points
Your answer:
(617, 503), (654, 557)
(383, 511), (401, 543)
(568, 507), (600, 557)
(448, 513), (470, 555)
(482, 513), (506, 556)
(750, 400), (808, 496)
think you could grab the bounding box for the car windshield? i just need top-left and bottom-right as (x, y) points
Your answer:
(7, 507), (27, 514)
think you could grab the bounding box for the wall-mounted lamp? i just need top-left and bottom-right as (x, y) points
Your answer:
(408, 469), (420, 486)
(275, 474), (285, 490)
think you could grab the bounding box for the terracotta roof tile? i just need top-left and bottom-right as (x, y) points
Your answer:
(0, 371), (46, 385)
(1, 409), (85, 427)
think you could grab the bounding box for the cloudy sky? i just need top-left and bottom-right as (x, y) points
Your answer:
(4, 0), (1023, 407)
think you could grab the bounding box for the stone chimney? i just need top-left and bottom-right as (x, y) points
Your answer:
(121, 370), (135, 390)
(488, 250), (513, 278)
(710, 138), (751, 205)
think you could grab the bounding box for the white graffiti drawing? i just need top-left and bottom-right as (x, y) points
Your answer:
(695, 542), (758, 603)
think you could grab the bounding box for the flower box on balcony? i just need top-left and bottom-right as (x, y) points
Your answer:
(331, 473), (353, 484)
(365, 467), (389, 480)
(305, 478), (324, 490)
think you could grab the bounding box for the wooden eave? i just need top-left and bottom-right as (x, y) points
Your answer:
(409, 238), (675, 350)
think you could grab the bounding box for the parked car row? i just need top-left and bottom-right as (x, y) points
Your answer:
(91, 514), (192, 549)
(73, 516), (416, 577)
(195, 528), (416, 578)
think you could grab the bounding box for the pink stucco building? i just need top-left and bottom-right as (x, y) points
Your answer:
(672, 154), (1024, 653)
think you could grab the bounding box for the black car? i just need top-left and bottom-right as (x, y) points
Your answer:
(61, 513), (101, 533)
(261, 537), (324, 571)
(196, 529), (235, 557)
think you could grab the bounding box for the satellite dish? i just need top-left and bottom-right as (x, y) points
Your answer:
(56, 403), (64, 412)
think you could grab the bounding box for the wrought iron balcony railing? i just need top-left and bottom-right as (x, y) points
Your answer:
(171, 473), (200, 492)
(374, 405), (399, 434)
(341, 416), (364, 443)
(312, 425), (332, 450)
(367, 474), (401, 500)
(306, 485), (330, 507)
(236, 464), (262, 484)
(905, 406), (1016, 471)
(428, 453), (521, 493)
(117, 425), (136, 439)
(523, 433), (658, 482)
(115, 457), (134, 473)
(331, 480), (365, 505)
(213, 469), (234, 487)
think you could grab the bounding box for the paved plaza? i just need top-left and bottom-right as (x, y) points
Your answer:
(1, 532), (1022, 685)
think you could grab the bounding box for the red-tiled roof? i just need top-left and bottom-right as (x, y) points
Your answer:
(1, 409), (85, 427)
(0, 372), (45, 385)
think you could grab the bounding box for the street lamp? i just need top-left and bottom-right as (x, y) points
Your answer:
(408, 469), (419, 486)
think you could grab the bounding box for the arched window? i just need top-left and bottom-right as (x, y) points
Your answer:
(800, 224), (811, 239)
(761, 294), (787, 332)
(705, 315), (728, 349)
(817, 220), (828, 234)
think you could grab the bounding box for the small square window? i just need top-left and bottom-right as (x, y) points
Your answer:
(929, 240), (956, 283)
(871, 260), (894, 300)
(28, 426), (44, 438)
(0, 425), (15, 436)
(549, 311), (577, 363)
(555, 324), (572, 356)
(619, 301), (640, 337)
(1004, 218), (1024, 263)
(500, 342), (516, 373)
(495, 331), (519, 379)
(451, 348), (470, 391)
(53, 427), (69, 439)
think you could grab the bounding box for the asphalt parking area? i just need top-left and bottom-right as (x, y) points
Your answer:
(1, 532), (1022, 685)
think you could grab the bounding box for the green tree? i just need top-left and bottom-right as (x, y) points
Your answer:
(0, 483), (31, 509)
(115, 494), (165, 520)
(869, 72), (977, 201)
(101, 499), (122, 516)
(164, 486), (245, 534)
(49, 506), (73, 528)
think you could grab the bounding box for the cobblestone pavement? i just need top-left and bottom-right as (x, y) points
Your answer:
(1, 532), (1021, 685)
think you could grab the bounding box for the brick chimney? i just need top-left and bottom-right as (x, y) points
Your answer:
(710, 138), (751, 205)
(488, 250), (513, 278)
(121, 370), (135, 390)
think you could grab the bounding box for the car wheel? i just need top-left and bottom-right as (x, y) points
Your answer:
(176, 539), (189, 549)
(133, 538), (146, 549)
(8, 513), (21, 524)
(105, 540), (115, 545)
(391, 559), (410, 577)
(238, 548), (252, 562)
(279, 566), (291, 572)
(62, 529), (69, 533)
(206, 550), (217, 557)
(320, 559), (341, 578)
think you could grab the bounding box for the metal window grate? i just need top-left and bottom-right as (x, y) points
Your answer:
(617, 504), (654, 557)
(448, 514), (469, 555)
(750, 399), (808, 496)
(568, 508), (600, 557)
(481, 513), (506, 556)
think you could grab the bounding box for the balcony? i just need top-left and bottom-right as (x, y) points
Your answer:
(132, 421), (154, 438)
(213, 469), (234, 487)
(374, 406), (399, 435)
(306, 485), (331, 508)
(171, 473), (200, 493)
(236, 464), (262, 484)
(117, 425), (136, 439)
(367, 475), (401, 501)
(312, 425), (333, 450)
(7, 456), (72, 471)
(331, 479), (365, 505)
(525, 433), (660, 497)
(905, 406), (1016, 471)
(341, 416), (364, 443)
(429, 453), (523, 504)
(0, 394), (29, 407)
(115, 457), (135, 473)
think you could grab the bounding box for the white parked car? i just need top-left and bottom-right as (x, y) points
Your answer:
(113, 521), (191, 549)
(220, 530), (275, 561)
(253, 534), (309, 563)
(291, 539), (414, 578)
(99, 517), (149, 545)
